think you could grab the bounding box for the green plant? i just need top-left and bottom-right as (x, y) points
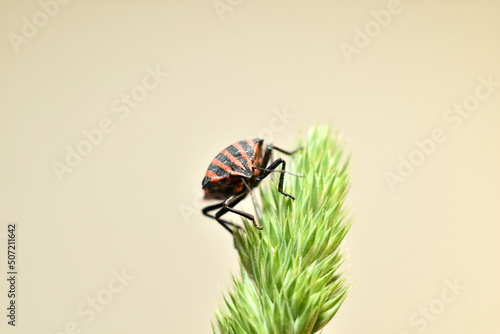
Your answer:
(213, 126), (352, 334)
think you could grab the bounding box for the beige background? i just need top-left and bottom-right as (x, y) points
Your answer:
(1, 1), (499, 333)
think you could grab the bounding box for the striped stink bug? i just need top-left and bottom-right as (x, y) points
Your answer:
(202, 138), (301, 235)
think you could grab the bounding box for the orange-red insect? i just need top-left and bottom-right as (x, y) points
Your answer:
(202, 138), (300, 234)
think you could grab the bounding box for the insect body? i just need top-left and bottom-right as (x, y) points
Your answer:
(202, 138), (300, 235)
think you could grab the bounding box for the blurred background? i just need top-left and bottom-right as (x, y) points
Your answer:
(1, 1), (499, 333)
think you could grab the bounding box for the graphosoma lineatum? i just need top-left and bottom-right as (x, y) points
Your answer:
(202, 138), (301, 235)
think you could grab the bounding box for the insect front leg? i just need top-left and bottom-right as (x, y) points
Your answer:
(270, 145), (302, 156)
(261, 143), (302, 170)
(255, 158), (295, 200)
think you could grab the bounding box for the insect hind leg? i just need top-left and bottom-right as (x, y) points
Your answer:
(202, 202), (241, 235)
(202, 191), (255, 235)
(215, 191), (263, 231)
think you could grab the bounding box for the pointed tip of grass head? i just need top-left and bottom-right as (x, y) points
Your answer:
(213, 125), (353, 334)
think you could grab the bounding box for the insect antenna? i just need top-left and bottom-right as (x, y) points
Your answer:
(242, 179), (262, 222)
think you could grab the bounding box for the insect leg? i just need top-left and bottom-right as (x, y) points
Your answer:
(261, 143), (302, 170)
(217, 191), (263, 230)
(202, 202), (242, 235)
(260, 144), (273, 170)
(270, 145), (302, 156)
(255, 158), (295, 200)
